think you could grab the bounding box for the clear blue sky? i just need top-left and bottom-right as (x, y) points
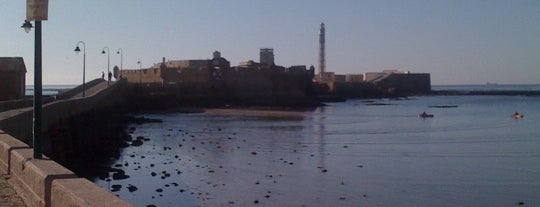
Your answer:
(1, 0), (539, 85)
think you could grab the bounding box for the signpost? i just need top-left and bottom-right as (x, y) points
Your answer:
(25, 0), (48, 159)
(26, 0), (49, 21)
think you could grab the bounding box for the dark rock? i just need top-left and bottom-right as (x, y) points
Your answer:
(127, 185), (138, 192)
(131, 139), (143, 146)
(112, 172), (130, 180)
(254, 200), (259, 204)
(156, 188), (163, 192)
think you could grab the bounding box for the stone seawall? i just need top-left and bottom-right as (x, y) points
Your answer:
(0, 80), (132, 206)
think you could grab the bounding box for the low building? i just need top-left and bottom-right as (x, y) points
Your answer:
(0, 57), (26, 101)
(345, 74), (363, 82)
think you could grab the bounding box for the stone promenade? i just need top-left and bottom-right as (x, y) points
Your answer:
(0, 175), (26, 207)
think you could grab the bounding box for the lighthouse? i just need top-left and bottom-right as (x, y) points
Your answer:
(318, 22), (325, 75)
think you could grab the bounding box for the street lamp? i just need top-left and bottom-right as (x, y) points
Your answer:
(21, 20), (33, 33)
(137, 59), (142, 84)
(21, 19), (43, 159)
(116, 48), (123, 71)
(102, 47), (110, 85)
(75, 41), (86, 97)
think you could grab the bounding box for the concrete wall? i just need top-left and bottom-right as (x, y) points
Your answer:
(0, 97), (55, 113)
(0, 80), (132, 206)
(0, 133), (131, 207)
(118, 68), (163, 84)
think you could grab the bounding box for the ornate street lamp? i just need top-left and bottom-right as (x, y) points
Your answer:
(137, 59), (142, 84)
(21, 20), (33, 33)
(22, 0), (49, 159)
(102, 47), (110, 85)
(74, 41), (86, 97)
(116, 48), (123, 71)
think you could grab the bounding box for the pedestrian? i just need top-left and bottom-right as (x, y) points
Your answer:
(101, 72), (105, 79)
(108, 71), (112, 82)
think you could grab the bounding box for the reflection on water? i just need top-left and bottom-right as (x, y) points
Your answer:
(95, 96), (540, 207)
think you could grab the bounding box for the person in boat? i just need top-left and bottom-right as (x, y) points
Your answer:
(419, 111), (433, 118)
(512, 111), (523, 118)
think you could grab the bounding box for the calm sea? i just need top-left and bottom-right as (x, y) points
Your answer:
(25, 85), (76, 96)
(92, 86), (540, 207)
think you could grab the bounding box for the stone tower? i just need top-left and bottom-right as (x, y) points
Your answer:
(260, 48), (274, 66)
(318, 22), (325, 74)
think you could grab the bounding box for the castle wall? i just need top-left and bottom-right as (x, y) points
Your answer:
(377, 73), (431, 94)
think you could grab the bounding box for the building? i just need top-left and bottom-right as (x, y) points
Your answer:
(0, 57), (26, 101)
(259, 48), (274, 66)
(345, 74), (364, 82)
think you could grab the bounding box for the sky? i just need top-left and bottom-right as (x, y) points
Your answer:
(1, 0), (539, 85)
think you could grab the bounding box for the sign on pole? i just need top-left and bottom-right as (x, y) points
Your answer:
(26, 0), (49, 21)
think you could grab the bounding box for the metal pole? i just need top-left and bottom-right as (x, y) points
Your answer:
(83, 45), (86, 97)
(117, 48), (123, 70)
(107, 49), (110, 85)
(33, 20), (42, 159)
(102, 47), (110, 85)
(138, 60), (142, 84)
(77, 41), (86, 97)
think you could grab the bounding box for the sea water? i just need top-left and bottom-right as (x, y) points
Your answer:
(93, 94), (540, 207)
(25, 85), (76, 96)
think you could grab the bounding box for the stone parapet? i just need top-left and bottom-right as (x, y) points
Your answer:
(52, 178), (131, 207)
(0, 133), (132, 207)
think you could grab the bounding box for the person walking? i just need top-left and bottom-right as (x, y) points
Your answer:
(108, 71), (112, 85)
(101, 72), (105, 79)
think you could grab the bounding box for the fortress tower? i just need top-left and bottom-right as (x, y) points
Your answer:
(260, 48), (274, 66)
(318, 22), (325, 74)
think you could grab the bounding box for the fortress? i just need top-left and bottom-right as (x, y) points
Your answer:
(111, 22), (431, 106)
(115, 49), (317, 107)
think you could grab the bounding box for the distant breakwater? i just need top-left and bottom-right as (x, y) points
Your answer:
(430, 90), (540, 96)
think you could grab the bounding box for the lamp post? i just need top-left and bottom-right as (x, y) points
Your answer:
(21, 19), (43, 158)
(137, 59), (142, 84)
(74, 41), (86, 97)
(102, 47), (110, 85)
(116, 48), (123, 71)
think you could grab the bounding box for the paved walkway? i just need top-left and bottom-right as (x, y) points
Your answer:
(70, 81), (113, 99)
(0, 175), (26, 207)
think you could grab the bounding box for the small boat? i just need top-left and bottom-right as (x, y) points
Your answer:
(418, 112), (434, 118)
(512, 112), (524, 119)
